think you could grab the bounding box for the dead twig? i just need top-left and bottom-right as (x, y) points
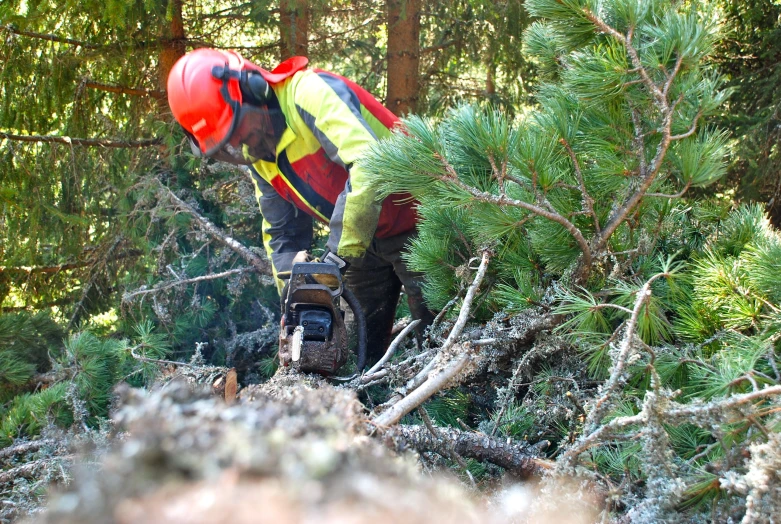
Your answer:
(159, 183), (273, 280)
(122, 267), (254, 303)
(363, 319), (422, 378)
(373, 251), (491, 427)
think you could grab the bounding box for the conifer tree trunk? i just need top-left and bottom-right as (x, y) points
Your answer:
(158, 0), (186, 114)
(279, 0), (309, 59)
(386, 0), (420, 115)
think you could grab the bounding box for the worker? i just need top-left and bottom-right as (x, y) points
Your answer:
(166, 48), (434, 366)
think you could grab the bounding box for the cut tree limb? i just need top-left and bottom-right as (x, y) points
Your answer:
(390, 424), (549, 478)
(377, 251), (491, 415)
(373, 349), (472, 428)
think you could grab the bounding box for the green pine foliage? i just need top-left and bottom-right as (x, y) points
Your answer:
(715, 0), (781, 221)
(0, 312), (63, 402)
(360, 0), (729, 320)
(0, 382), (71, 447)
(361, 1), (781, 519)
(0, 315), (172, 444)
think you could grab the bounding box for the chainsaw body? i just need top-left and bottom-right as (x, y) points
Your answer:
(280, 262), (349, 374)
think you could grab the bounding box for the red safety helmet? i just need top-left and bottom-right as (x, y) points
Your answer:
(167, 48), (308, 161)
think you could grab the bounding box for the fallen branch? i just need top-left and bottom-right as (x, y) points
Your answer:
(122, 267), (254, 303)
(418, 407), (476, 487)
(0, 440), (54, 461)
(128, 344), (229, 374)
(390, 424), (549, 478)
(373, 348), (472, 428)
(564, 385), (781, 467)
(363, 319), (421, 379)
(377, 251), (491, 418)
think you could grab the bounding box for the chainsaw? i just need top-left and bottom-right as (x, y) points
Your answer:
(279, 262), (367, 375)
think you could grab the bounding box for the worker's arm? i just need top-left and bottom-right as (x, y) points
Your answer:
(248, 167), (313, 292)
(291, 71), (385, 261)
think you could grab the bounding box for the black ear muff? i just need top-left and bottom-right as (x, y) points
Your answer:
(242, 71), (273, 106)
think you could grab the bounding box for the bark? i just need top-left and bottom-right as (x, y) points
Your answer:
(279, 0), (309, 59)
(390, 425), (547, 478)
(157, 0), (186, 114)
(386, 0), (420, 115)
(486, 62), (496, 95)
(0, 440), (54, 461)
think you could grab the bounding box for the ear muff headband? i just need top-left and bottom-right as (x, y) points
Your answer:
(243, 72), (273, 106)
(211, 64), (274, 107)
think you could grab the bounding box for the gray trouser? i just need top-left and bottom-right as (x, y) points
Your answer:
(344, 230), (434, 363)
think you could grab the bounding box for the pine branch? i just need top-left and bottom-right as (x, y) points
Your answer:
(122, 267), (254, 302)
(646, 180), (693, 199)
(417, 406), (477, 487)
(0, 24), (99, 48)
(374, 348), (473, 428)
(0, 132), (162, 148)
(436, 160), (593, 271)
(568, 10), (702, 255)
(374, 251), (491, 427)
(390, 424), (548, 478)
(159, 184), (273, 279)
(67, 236), (123, 331)
(564, 385), (781, 468)
(560, 138), (600, 234)
(585, 271), (671, 432)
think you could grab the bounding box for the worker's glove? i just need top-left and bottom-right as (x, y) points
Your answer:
(276, 251), (311, 282)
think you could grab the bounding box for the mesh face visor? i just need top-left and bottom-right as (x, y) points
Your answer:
(185, 104), (285, 165)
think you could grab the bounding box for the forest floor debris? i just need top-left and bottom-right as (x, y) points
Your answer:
(13, 373), (598, 524)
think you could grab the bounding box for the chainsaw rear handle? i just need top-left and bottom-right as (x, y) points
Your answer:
(341, 285), (367, 372)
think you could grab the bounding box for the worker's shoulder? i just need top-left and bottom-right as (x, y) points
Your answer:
(287, 68), (354, 98)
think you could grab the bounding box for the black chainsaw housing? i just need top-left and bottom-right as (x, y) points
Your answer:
(281, 263), (348, 374)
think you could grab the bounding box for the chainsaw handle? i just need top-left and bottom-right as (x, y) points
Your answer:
(342, 285), (367, 372)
